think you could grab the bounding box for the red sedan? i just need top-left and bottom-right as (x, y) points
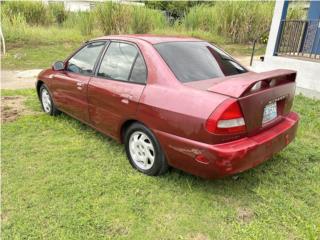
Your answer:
(36, 35), (299, 179)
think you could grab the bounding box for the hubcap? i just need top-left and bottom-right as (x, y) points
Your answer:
(41, 89), (51, 113)
(129, 131), (155, 170)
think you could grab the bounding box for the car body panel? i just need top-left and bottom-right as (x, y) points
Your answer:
(154, 112), (299, 179)
(137, 84), (231, 144)
(37, 34), (299, 179)
(88, 77), (145, 139)
(49, 71), (91, 122)
(93, 34), (202, 45)
(206, 69), (296, 98)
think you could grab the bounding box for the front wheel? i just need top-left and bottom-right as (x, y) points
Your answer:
(40, 84), (60, 116)
(124, 123), (168, 176)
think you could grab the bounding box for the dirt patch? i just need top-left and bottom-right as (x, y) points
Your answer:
(105, 224), (129, 237)
(237, 207), (254, 224)
(1, 96), (35, 123)
(188, 233), (210, 240)
(1, 70), (40, 89)
(1, 211), (9, 224)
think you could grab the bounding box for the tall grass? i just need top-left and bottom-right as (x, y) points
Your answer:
(78, 12), (95, 36)
(287, 4), (307, 20)
(1, 12), (28, 43)
(94, 2), (166, 35)
(94, 2), (131, 35)
(1, 1), (275, 46)
(48, 3), (68, 25)
(131, 7), (166, 33)
(2, 1), (50, 25)
(63, 12), (95, 36)
(183, 2), (274, 43)
(183, 5), (215, 33)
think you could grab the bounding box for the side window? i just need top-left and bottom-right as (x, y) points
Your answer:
(129, 54), (147, 84)
(67, 42), (105, 76)
(98, 42), (145, 82)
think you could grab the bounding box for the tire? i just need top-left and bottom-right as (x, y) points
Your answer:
(124, 122), (169, 176)
(39, 84), (60, 116)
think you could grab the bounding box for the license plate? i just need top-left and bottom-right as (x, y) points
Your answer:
(262, 102), (277, 124)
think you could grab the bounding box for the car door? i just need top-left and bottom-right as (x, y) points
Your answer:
(50, 41), (106, 123)
(88, 41), (147, 138)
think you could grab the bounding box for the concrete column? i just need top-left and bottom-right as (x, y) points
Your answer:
(265, 0), (289, 57)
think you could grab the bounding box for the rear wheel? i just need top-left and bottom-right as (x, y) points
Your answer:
(40, 84), (60, 116)
(124, 123), (168, 176)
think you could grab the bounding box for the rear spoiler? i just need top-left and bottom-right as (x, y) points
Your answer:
(207, 69), (297, 98)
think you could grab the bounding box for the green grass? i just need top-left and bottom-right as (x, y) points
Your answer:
(1, 21), (266, 70)
(2, 43), (81, 70)
(2, 38), (265, 70)
(1, 25), (91, 70)
(1, 89), (320, 239)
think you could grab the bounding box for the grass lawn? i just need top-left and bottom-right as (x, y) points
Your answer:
(1, 42), (265, 70)
(1, 43), (81, 70)
(1, 89), (320, 239)
(1, 27), (266, 70)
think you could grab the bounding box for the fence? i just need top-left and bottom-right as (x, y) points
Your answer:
(276, 19), (320, 60)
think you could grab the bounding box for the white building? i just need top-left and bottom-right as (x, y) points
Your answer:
(252, 0), (320, 99)
(42, 0), (144, 12)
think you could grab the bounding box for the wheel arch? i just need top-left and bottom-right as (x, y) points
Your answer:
(36, 80), (44, 99)
(120, 119), (139, 143)
(120, 119), (156, 144)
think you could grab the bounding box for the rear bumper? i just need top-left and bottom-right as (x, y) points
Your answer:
(155, 112), (299, 179)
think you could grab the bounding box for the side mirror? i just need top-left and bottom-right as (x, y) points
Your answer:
(52, 61), (65, 71)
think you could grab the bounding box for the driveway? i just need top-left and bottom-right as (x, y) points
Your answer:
(1, 69), (42, 89)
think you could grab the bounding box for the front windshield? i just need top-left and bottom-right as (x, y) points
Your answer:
(154, 41), (247, 83)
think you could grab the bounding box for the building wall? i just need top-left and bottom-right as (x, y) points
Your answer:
(43, 0), (144, 12)
(64, 1), (91, 12)
(258, 0), (319, 99)
(308, 0), (320, 19)
(252, 56), (320, 99)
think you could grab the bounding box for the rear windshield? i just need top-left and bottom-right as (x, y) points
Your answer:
(154, 41), (247, 83)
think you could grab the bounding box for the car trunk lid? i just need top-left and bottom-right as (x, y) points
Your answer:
(205, 69), (297, 135)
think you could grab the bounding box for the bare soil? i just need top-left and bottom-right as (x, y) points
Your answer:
(1, 96), (36, 123)
(237, 207), (254, 224)
(1, 69), (42, 89)
(188, 233), (210, 240)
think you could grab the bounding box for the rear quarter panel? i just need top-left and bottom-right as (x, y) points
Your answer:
(137, 84), (229, 144)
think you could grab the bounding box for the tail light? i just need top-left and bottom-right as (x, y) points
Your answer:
(205, 99), (246, 134)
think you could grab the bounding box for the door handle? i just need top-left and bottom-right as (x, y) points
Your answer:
(120, 93), (133, 100)
(76, 81), (85, 90)
(120, 93), (133, 104)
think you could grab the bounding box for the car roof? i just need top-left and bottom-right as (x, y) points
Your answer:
(93, 34), (202, 45)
